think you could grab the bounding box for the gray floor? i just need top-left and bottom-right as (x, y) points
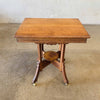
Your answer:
(0, 24), (100, 100)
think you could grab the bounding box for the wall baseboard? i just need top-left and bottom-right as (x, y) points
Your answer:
(0, 17), (100, 24)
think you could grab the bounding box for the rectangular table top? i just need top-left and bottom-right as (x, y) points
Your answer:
(15, 18), (90, 44)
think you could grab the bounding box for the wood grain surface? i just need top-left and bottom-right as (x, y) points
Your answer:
(44, 51), (59, 61)
(15, 18), (90, 44)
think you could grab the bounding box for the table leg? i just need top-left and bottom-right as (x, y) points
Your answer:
(59, 44), (62, 51)
(32, 43), (69, 86)
(60, 44), (69, 85)
(41, 44), (44, 57)
(32, 44), (42, 85)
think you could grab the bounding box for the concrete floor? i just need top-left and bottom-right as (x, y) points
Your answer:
(0, 24), (100, 100)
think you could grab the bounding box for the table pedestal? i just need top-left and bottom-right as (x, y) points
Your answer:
(32, 44), (69, 86)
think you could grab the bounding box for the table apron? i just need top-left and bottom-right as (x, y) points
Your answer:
(16, 37), (87, 44)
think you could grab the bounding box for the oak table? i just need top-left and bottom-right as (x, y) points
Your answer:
(15, 18), (90, 86)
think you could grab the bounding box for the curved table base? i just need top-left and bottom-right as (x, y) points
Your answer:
(32, 44), (69, 86)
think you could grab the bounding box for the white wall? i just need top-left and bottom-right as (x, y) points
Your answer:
(0, 0), (100, 24)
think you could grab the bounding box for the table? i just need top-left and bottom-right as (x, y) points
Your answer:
(15, 18), (90, 86)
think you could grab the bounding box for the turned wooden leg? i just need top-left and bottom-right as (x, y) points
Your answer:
(32, 44), (42, 85)
(37, 44), (44, 60)
(59, 44), (62, 51)
(41, 44), (45, 57)
(60, 44), (69, 85)
(32, 62), (40, 85)
(62, 63), (69, 85)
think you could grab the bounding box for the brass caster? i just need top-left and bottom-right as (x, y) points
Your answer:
(64, 83), (68, 86)
(32, 83), (37, 86)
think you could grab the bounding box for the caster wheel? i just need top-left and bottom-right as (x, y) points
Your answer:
(32, 83), (37, 86)
(64, 83), (68, 86)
